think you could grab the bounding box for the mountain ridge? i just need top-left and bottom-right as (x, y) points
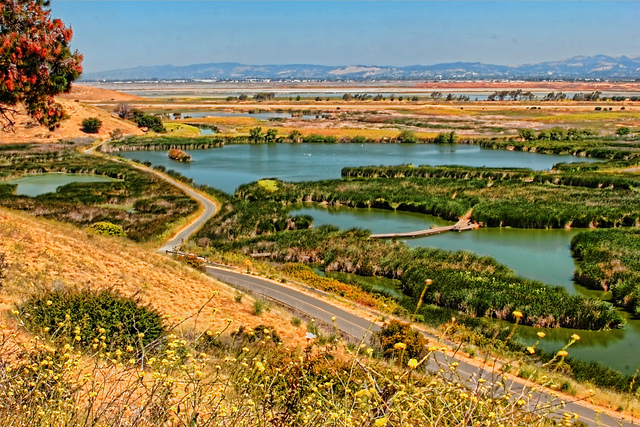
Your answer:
(82, 55), (640, 81)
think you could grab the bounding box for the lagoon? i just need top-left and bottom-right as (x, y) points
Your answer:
(120, 143), (600, 194)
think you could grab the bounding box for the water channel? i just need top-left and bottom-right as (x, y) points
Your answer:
(119, 144), (638, 374)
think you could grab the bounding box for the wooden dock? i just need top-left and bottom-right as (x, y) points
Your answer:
(370, 210), (480, 239)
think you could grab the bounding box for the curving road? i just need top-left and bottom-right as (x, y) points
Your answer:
(85, 139), (218, 253)
(206, 266), (638, 427)
(88, 140), (636, 426)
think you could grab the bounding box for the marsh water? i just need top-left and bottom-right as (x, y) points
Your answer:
(120, 143), (600, 194)
(291, 204), (640, 374)
(4, 173), (118, 197)
(119, 144), (637, 373)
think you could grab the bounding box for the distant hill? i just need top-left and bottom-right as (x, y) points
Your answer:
(82, 55), (640, 81)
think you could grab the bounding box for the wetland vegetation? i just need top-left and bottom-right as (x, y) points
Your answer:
(0, 146), (197, 242)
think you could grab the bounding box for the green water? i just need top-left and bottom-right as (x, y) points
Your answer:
(4, 173), (118, 197)
(291, 204), (640, 375)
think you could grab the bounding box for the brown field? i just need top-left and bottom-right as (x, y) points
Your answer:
(0, 208), (306, 346)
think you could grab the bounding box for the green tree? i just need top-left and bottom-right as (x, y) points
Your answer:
(519, 129), (536, 141)
(249, 127), (263, 143)
(288, 130), (302, 143)
(397, 129), (418, 143)
(616, 127), (631, 136)
(0, 0), (83, 131)
(81, 117), (102, 134)
(265, 128), (277, 143)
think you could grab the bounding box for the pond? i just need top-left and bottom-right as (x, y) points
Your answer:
(290, 204), (640, 375)
(4, 173), (119, 197)
(120, 143), (600, 194)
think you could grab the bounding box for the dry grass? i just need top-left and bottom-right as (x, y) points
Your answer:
(1, 99), (144, 144)
(0, 208), (305, 346)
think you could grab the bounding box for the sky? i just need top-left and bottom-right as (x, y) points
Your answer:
(50, 1), (640, 74)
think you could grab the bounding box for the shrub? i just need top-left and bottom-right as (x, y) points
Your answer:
(397, 129), (418, 143)
(616, 127), (631, 136)
(81, 117), (102, 134)
(18, 288), (165, 352)
(372, 320), (427, 363)
(87, 221), (127, 237)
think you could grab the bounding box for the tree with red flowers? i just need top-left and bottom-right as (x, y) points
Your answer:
(0, 0), (82, 131)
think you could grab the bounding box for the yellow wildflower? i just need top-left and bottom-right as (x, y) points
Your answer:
(393, 343), (407, 350)
(526, 346), (535, 354)
(571, 334), (581, 341)
(373, 417), (388, 427)
(407, 358), (418, 369)
(537, 331), (546, 338)
(255, 361), (265, 372)
(557, 350), (568, 357)
(512, 311), (523, 319)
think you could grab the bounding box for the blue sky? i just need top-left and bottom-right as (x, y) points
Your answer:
(51, 1), (640, 73)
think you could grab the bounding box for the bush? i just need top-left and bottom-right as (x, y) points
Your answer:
(87, 221), (127, 237)
(81, 117), (102, 134)
(18, 288), (165, 352)
(397, 129), (418, 143)
(616, 127), (631, 136)
(372, 320), (427, 363)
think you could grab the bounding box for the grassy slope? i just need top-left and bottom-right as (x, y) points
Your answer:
(0, 208), (305, 346)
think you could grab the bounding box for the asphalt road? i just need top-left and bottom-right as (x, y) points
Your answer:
(206, 266), (638, 427)
(86, 139), (218, 254)
(90, 141), (636, 426)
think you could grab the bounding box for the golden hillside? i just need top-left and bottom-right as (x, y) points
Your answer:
(0, 208), (303, 345)
(1, 85), (144, 144)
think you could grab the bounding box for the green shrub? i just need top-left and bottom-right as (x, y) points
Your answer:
(18, 289), (165, 352)
(371, 320), (427, 363)
(87, 221), (127, 237)
(81, 117), (102, 134)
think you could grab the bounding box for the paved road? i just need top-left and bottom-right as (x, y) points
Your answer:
(156, 181), (217, 253)
(85, 139), (218, 253)
(89, 140), (636, 425)
(206, 266), (637, 427)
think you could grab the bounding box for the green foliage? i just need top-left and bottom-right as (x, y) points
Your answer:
(215, 227), (623, 330)
(18, 288), (165, 351)
(572, 229), (640, 316)
(252, 297), (269, 316)
(81, 117), (102, 134)
(396, 129), (417, 143)
(0, 149), (197, 242)
(131, 109), (165, 132)
(87, 221), (127, 237)
(372, 320), (427, 362)
(519, 129), (536, 141)
(241, 169), (640, 229)
(616, 127), (631, 136)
